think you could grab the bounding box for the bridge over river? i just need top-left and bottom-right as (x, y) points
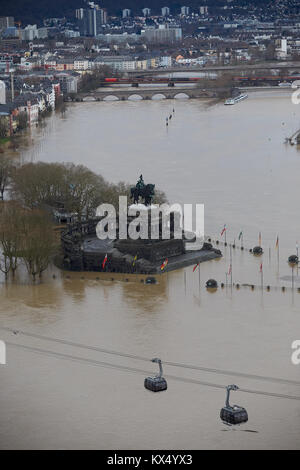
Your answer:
(75, 87), (216, 102)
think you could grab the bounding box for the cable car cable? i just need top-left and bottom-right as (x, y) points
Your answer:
(6, 341), (300, 402)
(1, 326), (300, 387)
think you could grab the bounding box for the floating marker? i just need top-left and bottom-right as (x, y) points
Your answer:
(288, 255), (299, 265)
(220, 385), (248, 426)
(144, 358), (167, 392)
(206, 279), (218, 289)
(145, 276), (157, 284)
(253, 246), (263, 255)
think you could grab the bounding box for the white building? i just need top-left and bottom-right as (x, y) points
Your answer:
(199, 6), (208, 15)
(159, 56), (172, 67)
(21, 25), (38, 41)
(64, 30), (80, 38)
(95, 55), (137, 71)
(142, 8), (151, 17)
(141, 25), (182, 43)
(0, 81), (6, 104)
(181, 6), (190, 16)
(74, 58), (89, 70)
(161, 7), (170, 17)
(276, 38), (288, 59)
(122, 9), (131, 18)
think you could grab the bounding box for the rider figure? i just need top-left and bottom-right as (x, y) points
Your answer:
(136, 174), (144, 191)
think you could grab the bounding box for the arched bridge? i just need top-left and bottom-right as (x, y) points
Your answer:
(74, 87), (216, 102)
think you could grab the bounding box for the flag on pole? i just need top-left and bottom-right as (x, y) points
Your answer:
(160, 258), (168, 271)
(275, 236), (279, 249)
(221, 225), (226, 237)
(228, 264), (232, 275)
(132, 254), (137, 267)
(259, 262), (263, 273)
(102, 253), (108, 269)
(259, 232), (262, 246)
(193, 262), (200, 272)
(238, 231), (243, 240)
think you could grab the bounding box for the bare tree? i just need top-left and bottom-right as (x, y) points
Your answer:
(0, 154), (15, 200)
(11, 162), (66, 207)
(20, 209), (58, 281)
(0, 202), (23, 278)
(18, 112), (28, 130)
(0, 117), (8, 139)
(62, 163), (106, 222)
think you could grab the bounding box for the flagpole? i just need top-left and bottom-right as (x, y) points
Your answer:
(297, 242), (299, 276)
(261, 266), (263, 290)
(241, 233), (244, 249)
(292, 264), (295, 292)
(230, 244), (233, 289)
(198, 263), (201, 295)
(184, 270), (186, 296)
(225, 272), (228, 287)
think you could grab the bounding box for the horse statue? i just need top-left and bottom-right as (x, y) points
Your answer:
(130, 175), (155, 206)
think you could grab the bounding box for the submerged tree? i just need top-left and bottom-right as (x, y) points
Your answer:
(11, 162), (66, 208)
(0, 202), (23, 278)
(20, 209), (58, 281)
(0, 154), (15, 200)
(11, 161), (168, 223)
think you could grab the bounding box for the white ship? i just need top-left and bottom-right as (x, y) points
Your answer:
(224, 93), (248, 105)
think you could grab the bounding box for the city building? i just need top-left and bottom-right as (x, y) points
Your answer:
(161, 7), (170, 17)
(0, 81), (6, 104)
(78, 4), (107, 36)
(74, 58), (89, 71)
(21, 25), (38, 41)
(141, 25), (182, 43)
(142, 8), (151, 17)
(181, 6), (190, 16)
(94, 55), (137, 71)
(0, 17), (14, 30)
(57, 74), (78, 94)
(96, 33), (139, 44)
(122, 9), (131, 19)
(75, 9), (84, 20)
(199, 6), (208, 16)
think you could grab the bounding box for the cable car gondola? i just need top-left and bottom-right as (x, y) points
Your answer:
(144, 358), (167, 392)
(220, 385), (248, 425)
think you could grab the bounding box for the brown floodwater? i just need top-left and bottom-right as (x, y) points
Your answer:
(0, 90), (300, 449)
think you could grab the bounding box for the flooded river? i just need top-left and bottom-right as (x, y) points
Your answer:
(1, 90), (300, 449)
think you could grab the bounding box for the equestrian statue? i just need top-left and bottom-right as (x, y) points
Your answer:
(130, 175), (155, 206)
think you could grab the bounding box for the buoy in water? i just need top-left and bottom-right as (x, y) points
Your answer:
(145, 276), (157, 284)
(288, 255), (299, 265)
(206, 279), (218, 289)
(144, 358), (167, 392)
(253, 246), (263, 255)
(220, 385), (248, 426)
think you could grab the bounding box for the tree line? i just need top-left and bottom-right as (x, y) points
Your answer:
(0, 156), (166, 281)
